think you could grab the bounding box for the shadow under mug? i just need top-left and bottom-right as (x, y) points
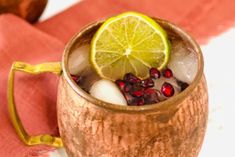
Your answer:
(8, 18), (208, 157)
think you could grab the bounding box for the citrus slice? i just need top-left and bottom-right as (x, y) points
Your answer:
(90, 12), (170, 80)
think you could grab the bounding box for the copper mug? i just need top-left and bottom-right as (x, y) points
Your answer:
(8, 18), (208, 157)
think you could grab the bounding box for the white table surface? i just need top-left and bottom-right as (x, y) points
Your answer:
(39, 1), (235, 156)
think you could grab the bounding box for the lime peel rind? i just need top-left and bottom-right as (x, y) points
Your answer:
(90, 12), (171, 80)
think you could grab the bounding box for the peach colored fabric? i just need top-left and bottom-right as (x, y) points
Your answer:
(36, 0), (235, 44)
(0, 14), (64, 157)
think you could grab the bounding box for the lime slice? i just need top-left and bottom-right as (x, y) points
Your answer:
(90, 12), (170, 80)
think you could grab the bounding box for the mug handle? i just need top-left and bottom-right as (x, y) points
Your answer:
(8, 61), (63, 148)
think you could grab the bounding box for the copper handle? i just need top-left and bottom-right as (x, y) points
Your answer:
(7, 62), (63, 147)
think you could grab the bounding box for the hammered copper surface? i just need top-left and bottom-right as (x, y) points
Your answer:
(57, 19), (208, 157)
(0, 0), (47, 23)
(58, 76), (208, 157)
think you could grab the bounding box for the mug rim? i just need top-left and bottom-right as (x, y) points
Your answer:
(62, 17), (204, 113)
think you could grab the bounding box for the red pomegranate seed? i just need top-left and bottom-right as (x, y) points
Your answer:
(115, 79), (126, 91)
(137, 98), (145, 106)
(71, 75), (80, 83)
(124, 83), (132, 93)
(131, 90), (144, 97)
(162, 68), (173, 78)
(124, 93), (137, 106)
(124, 73), (141, 84)
(141, 78), (154, 88)
(150, 68), (161, 79)
(130, 84), (144, 97)
(144, 88), (155, 94)
(161, 82), (175, 97)
(144, 88), (160, 104)
(71, 75), (77, 81)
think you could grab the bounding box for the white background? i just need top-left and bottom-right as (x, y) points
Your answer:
(40, 0), (235, 156)
(40, 0), (79, 21)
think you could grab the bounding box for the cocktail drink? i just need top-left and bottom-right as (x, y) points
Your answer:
(57, 12), (208, 156)
(7, 12), (207, 156)
(69, 12), (198, 107)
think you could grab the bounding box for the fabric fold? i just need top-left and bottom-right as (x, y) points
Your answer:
(0, 14), (64, 157)
(36, 0), (235, 44)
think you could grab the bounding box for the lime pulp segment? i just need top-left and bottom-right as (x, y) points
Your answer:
(90, 12), (170, 80)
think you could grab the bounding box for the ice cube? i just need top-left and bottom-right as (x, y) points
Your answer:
(90, 79), (127, 105)
(68, 45), (90, 75)
(168, 40), (198, 84)
(153, 77), (181, 100)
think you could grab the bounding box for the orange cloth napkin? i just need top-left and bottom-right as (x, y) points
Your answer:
(0, 14), (64, 157)
(36, 0), (235, 44)
(1, 0), (235, 156)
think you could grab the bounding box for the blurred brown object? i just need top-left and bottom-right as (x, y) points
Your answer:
(0, 0), (47, 23)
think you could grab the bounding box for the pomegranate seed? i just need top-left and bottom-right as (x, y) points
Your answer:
(130, 84), (144, 97)
(124, 93), (137, 106)
(161, 82), (174, 97)
(144, 88), (155, 95)
(131, 89), (144, 97)
(144, 88), (160, 104)
(71, 75), (77, 81)
(71, 75), (80, 83)
(150, 68), (161, 79)
(115, 79), (126, 91)
(124, 83), (132, 93)
(124, 73), (141, 84)
(137, 98), (145, 106)
(162, 68), (173, 78)
(141, 78), (154, 88)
